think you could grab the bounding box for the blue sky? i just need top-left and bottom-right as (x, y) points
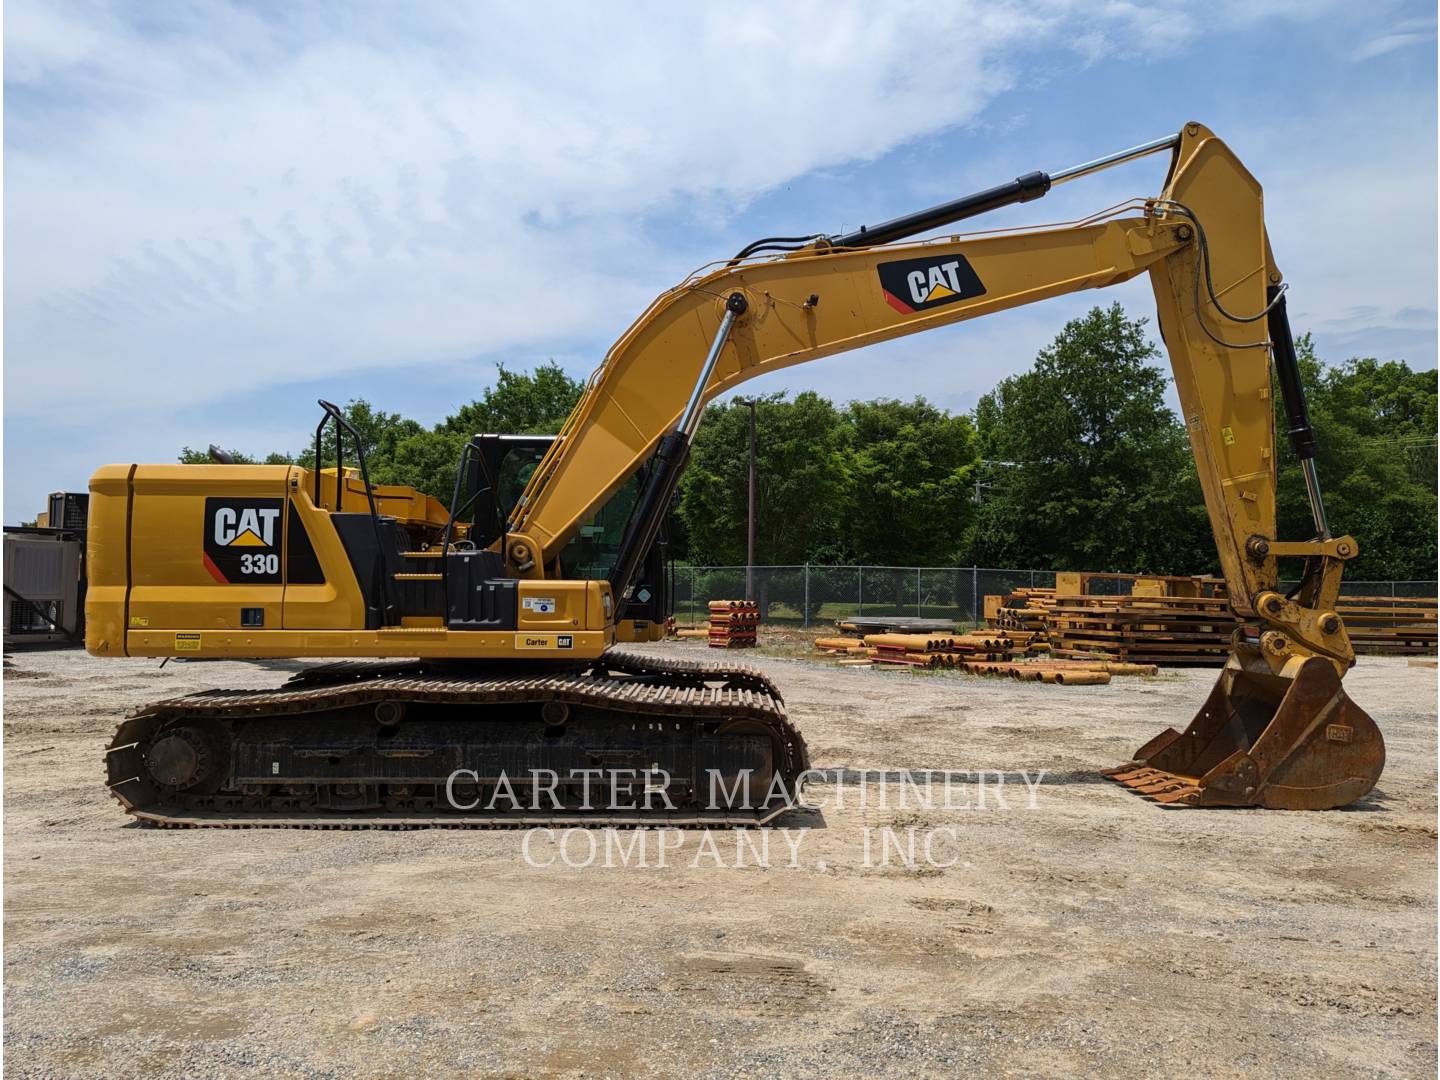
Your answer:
(4, 1), (1436, 522)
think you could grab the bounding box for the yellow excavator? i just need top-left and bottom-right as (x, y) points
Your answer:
(91, 122), (1384, 826)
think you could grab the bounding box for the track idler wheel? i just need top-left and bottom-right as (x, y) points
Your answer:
(1104, 654), (1384, 810)
(145, 723), (229, 795)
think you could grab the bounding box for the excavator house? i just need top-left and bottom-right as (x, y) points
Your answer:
(90, 122), (1384, 827)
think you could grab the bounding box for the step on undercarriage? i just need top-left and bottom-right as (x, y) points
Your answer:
(106, 652), (810, 828)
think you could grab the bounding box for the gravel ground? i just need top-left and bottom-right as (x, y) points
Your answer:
(3, 641), (1435, 1078)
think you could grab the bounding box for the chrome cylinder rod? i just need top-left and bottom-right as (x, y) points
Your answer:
(679, 293), (747, 439)
(1265, 286), (1331, 540)
(1301, 458), (1332, 541)
(1048, 132), (1181, 187)
(610, 291), (749, 610)
(825, 130), (1181, 249)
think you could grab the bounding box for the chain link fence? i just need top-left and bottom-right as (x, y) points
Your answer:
(672, 564), (1439, 627)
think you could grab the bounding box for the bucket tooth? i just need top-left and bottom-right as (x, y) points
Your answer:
(1103, 653), (1384, 810)
(1103, 765), (1153, 781)
(1132, 774), (1192, 795)
(1112, 767), (1164, 787)
(1149, 785), (1202, 805)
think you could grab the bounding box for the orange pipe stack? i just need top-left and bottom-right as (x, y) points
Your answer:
(815, 636), (865, 653)
(863, 632), (1014, 666)
(708, 600), (759, 648)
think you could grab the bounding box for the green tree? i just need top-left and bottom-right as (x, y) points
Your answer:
(1274, 340), (1437, 580)
(296, 399), (422, 479)
(384, 428), (470, 502)
(164, 345), (1432, 584)
(179, 446), (294, 465)
(396, 361), (585, 500)
(678, 392), (850, 565)
(440, 361), (584, 436)
(967, 302), (1210, 573)
(175, 364), (587, 502)
(841, 397), (978, 565)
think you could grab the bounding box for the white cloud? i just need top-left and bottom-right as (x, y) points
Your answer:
(1353, 31), (1432, 61)
(1236, 96), (1436, 369)
(5, 3), (1053, 421)
(1351, 13), (1436, 61)
(2, 0), (1327, 426)
(2, 0), (1431, 521)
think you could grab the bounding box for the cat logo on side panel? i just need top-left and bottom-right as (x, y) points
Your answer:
(203, 498), (283, 583)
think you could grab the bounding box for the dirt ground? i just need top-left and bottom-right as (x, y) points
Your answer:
(3, 638), (1436, 1079)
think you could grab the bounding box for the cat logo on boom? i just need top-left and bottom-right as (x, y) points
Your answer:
(877, 253), (986, 314)
(203, 497), (284, 584)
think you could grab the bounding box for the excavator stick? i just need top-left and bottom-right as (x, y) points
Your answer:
(1096, 126), (1386, 811)
(1104, 649), (1384, 809)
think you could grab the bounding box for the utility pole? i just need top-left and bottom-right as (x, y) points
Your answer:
(972, 459), (1026, 504)
(746, 398), (757, 601)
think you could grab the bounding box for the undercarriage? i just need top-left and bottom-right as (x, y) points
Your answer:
(106, 652), (810, 828)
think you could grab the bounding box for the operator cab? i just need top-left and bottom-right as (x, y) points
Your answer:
(457, 434), (672, 637)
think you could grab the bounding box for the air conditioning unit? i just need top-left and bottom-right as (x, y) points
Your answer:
(4, 529), (85, 645)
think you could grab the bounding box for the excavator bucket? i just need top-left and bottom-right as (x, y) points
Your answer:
(1103, 653), (1384, 810)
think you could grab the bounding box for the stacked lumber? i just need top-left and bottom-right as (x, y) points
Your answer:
(984, 575), (1234, 665)
(810, 632), (1155, 685)
(708, 599), (759, 648)
(1335, 595), (1438, 654)
(985, 575), (1438, 662)
(1047, 591), (1234, 665)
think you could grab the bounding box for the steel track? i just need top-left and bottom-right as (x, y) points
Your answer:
(105, 651), (809, 829)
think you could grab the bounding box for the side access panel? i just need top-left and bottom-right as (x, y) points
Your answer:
(127, 466), (291, 634)
(282, 482), (369, 630)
